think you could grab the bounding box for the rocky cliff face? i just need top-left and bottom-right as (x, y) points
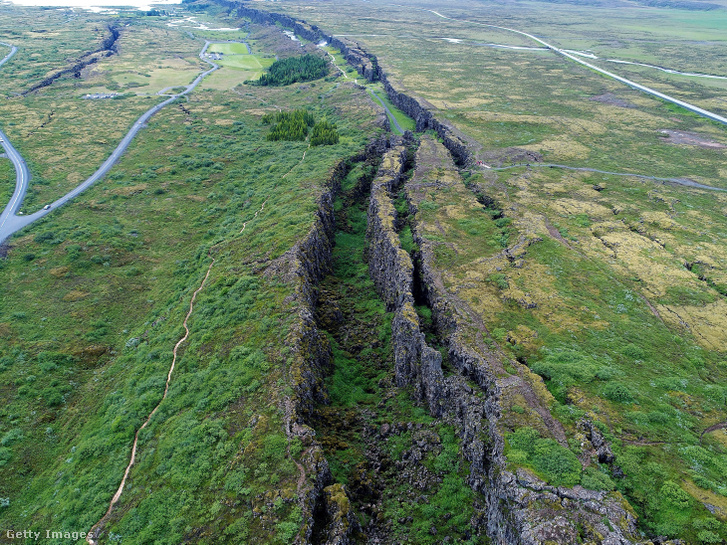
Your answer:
(406, 136), (643, 545)
(264, 160), (341, 544)
(207, 3), (659, 542)
(365, 137), (444, 417)
(263, 138), (391, 544)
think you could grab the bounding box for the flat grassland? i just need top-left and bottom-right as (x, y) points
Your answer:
(207, 42), (248, 55)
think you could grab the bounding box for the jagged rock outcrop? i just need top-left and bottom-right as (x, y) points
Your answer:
(318, 483), (360, 545)
(264, 138), (390, 544)
(405, 136), (642, 544)
(513, 468), (639, 545)
(365, 137), (444, 416)
(265, 159), (342, 544)
(578, 419), (616, 466)
(23, 24), (119, 95)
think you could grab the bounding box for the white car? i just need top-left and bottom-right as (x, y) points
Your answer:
(43, 205), (51, 210)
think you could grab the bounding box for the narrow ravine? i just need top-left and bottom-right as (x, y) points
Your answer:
(308, 152), (484, 544)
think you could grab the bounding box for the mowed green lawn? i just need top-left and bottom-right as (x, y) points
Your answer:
(219, 54), (274, 71)
(207, 42), (249, 55)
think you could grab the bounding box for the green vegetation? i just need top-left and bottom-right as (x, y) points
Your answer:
(3, 0), (727, 542)
(507, 427), (582, 487)
(207, 42), (249, 55)
(402, 132), (727, 542)
(261, 110), (340, 145)
(262, 109), (315, 141)
(310, 120), (340, 146)
(247, 53), (328, 86)
(0, 5), (384, 542)
(314, 160), (484, 543)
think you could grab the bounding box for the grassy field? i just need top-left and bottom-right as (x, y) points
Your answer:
(3, 0), (727, 542)
(0, 4), (389, 543)
(263, 0), (727, 187)
(217, 53), (274, 72)
(0, 157), (13, 204)
(0, 8), (210, 207)
(207, 42), (249, 55)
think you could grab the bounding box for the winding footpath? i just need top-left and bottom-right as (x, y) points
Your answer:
(87, 139), (310, 542)
(0, 41), (220, 244)
(86, 189), (272, 543)
(368, 88), (404, 134)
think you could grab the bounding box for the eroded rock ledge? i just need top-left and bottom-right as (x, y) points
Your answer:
(265, 140), (386, 544)
(365, 136), (444, 416)
(405, 136), (643, 545)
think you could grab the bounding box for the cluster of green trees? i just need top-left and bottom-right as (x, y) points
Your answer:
(262, 110), (339, 146)
(248, 54), (328, 86)
(263, 110), (315, 141)
(310, 120), (339, 146)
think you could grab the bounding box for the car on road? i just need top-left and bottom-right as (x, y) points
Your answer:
(43, 205), (50, 210)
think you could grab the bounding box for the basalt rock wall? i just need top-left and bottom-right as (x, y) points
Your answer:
(265, 139), (388, 544)
(407, 137), (643, 545)
(365, 139), (444, 417)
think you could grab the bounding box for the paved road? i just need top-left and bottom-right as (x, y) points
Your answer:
(0, 41), (17, 68)
(0, 41), (219, 244)
(0, 128), (32, 236)
(393, 4), (727, 126)
(368, 88), (404, 134)
(488, 163), (726, 192)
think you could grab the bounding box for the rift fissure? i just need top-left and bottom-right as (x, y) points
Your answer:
(305, 139), (488, 543)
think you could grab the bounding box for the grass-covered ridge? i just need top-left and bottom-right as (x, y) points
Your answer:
(406, 135), (727, 542)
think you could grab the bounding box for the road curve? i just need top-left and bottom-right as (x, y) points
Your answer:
(389, 4), (727, 126)
(0, 41), (17, 68)
(0, 41), (219, 244)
